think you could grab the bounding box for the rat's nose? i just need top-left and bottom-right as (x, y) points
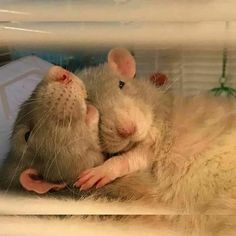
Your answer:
(117, 124), (136, 138)
(48, 66), (72, 84)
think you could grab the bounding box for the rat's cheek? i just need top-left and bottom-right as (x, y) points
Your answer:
(85, 104), (99, 127)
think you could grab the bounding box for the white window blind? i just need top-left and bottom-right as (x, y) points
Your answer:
(134, 48), (236, 95)
(1, 0), (236, 95)
(1, 1), (236, 48)
(1, 0), (236, 22)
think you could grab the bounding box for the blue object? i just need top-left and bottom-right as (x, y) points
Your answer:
(10, 47), (107, 72)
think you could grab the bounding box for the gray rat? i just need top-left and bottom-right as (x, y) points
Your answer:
(76, 48), (236, 214)
(0, 65), (104, 194)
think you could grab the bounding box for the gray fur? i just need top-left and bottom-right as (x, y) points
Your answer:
(0, 66), (153, 201)
(0, 68), (104, 191)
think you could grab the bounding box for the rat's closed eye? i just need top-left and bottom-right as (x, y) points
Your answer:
(119, 80), (125, 89)
(24, 131), (31, 142)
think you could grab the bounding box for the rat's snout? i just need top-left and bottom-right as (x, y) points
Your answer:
(48, 66), (72, 84)
(39, 65), (88, 122)
(56, 72), (72, 84)
(116, 123), (136, 138)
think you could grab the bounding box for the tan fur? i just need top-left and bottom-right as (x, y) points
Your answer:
(76, 56), (236, 234)
(151, 95), (236, 213)
(78, 57), (236, 214)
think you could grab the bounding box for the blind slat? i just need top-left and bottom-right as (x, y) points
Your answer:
(1, 0), (236, 22)
(1, 21), (236, 48)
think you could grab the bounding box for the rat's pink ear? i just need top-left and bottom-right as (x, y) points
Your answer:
(108, 48), (136, 79)
(19, 169), (67, 194)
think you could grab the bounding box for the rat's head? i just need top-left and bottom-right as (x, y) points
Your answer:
(80, 48), (153, 154)
(5, 66), (102, 194)
(34, 65), (88, 123)
(17, 65), (98, 143)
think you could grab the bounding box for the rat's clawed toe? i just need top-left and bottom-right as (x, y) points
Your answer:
(74, 166), (116, 190)
(95, 176), (111, 189)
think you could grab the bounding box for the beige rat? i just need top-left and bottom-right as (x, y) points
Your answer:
(76, 48), (236, 214)
(75, 48), (171, 190)
(0, 66), (104, 193)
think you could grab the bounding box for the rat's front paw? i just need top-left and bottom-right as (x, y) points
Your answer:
(74, 166), (118, 190)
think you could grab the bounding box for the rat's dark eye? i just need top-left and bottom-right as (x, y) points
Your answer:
(119, 80), (125, 89)
(24, 131), (31, 142)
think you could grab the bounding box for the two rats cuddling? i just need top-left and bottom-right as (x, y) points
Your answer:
(0, 48), (157, 199)
(1, 48), (236, 216)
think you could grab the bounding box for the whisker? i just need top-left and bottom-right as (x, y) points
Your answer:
(43, 115), (61, 180)
(3, 144), (29, 195)
(45, 109), (90, 194)
(19, 99), (41, 108)
(49, 114), (76, 194)
(4, 112), (51, 194)
(162, 77), (180, 94)
(14, 106), (41, 125)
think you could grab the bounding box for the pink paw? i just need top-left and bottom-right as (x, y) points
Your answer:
(74, 166), (117, 190)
